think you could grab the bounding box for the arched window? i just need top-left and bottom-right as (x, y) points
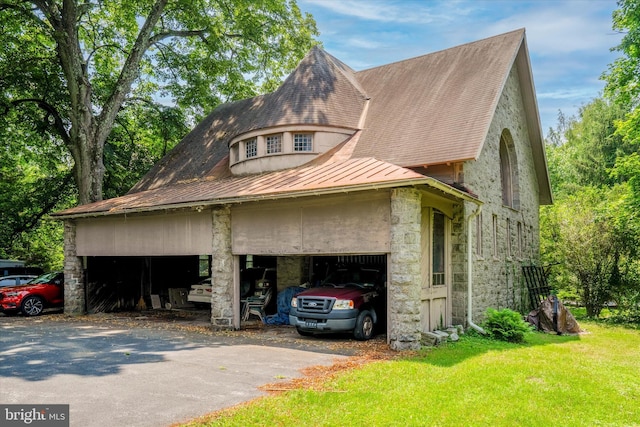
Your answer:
(499, 129), (519, 209)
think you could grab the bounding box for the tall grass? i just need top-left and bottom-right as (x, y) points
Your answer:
(183, 321), (640, 426)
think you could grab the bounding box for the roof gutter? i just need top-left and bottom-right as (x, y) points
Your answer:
(467, 202), (486, 334)
(51, 176), (480, 220)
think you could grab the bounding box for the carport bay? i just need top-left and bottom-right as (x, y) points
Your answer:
(67, 191), (391, 321)
(62, 186), (463, 349)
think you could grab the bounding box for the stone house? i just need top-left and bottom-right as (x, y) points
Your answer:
(53, 28), (552, 350)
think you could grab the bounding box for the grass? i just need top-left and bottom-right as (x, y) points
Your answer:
(180, 320), (640, 427)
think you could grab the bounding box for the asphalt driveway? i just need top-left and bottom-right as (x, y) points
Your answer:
(0, 312), (371, 427)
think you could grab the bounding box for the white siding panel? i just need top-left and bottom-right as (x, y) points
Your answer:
(232, 205), (302, 254)
(76, 212), (212, 256)
(232, 191), (390, 255)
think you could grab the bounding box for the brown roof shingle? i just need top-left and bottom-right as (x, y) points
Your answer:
(354, 29), (524, 167)
(130, 46), (368, 192)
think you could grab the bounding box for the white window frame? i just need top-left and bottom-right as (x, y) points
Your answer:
(266, 134), (282, 154)
(293, 133), (313, 152)
(245, 138), (257, 158)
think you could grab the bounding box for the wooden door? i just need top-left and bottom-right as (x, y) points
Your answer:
(420, 208), (450, 332)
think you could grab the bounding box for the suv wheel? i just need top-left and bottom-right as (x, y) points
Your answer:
(354, 310), (374, 341)
(21, 296), (44, 316)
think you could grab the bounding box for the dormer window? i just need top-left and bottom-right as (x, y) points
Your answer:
(229, 128), (344, 175)
(293, 133), (313, 152)
(230, 145), (239, 163)
(245, 138), (257, 158)
(266, 134), (282, 154)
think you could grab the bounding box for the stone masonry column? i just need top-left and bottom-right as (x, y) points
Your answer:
(211, 206), (234, 328)
(277, 256), (306, 289)
(389, 188), (422, 350)
(63, 220), (85, 314)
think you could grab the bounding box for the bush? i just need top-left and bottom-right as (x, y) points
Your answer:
(482, 308), (533, 343)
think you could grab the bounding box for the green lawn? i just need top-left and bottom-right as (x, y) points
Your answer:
(182, 321), (640, 426)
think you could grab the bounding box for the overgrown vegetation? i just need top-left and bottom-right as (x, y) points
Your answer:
(540, 0), (640, 320)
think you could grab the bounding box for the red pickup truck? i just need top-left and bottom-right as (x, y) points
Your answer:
(289, 268), (386, 340)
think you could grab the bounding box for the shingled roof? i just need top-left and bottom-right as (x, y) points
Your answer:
(353, 29), (550, 203)
(55, 28), (551, 218)
(130, 46), (368, 192)
(354, 29), (523, 166)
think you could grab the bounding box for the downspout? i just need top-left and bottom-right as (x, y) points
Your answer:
(467, 203), (487, 334)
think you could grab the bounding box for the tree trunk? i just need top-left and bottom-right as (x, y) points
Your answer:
(74, 131), (105, 205)
(40, 0), (168, 205)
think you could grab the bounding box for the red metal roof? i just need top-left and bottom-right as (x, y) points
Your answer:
(53, 158), (436, 217)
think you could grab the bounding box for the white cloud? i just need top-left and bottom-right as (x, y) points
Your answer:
(302, 0), (461, 24)
(537, 87), (603, 101)
(482, 2), (620, 55)
(345, 37), (386, 49)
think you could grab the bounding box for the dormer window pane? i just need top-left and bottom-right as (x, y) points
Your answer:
(230, 145), (239, 163)
(266, 134), (282, 154)
(294, 133), (313, 152)
(245, 138), (257, 158)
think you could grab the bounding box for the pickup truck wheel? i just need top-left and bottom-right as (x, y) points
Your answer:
(296, 327), (314, 337)
(354, 310), (374, 341)
(21, 296), (44, 316)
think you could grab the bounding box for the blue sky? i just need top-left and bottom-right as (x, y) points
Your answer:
(297, 0), (623, 136)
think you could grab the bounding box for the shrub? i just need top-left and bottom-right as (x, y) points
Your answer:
(482, 308), (533, 343)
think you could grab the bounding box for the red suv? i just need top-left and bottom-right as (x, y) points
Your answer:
(0, 272), (64, 316)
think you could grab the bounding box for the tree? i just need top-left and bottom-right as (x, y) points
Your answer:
(0, 0), (318, 205)
(102, 103), (189, 199)
(604, 0), (640, 110)
(547, 187), (623, 317)
(541, 98), (638, 318)
(0, 105), (74, 268)
(603, 0), (640, 204)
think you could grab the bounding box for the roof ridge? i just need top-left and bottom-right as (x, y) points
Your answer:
(276, 45), (369, 100)
(356, 28), (525, 75)
(313, 47), (369, 99)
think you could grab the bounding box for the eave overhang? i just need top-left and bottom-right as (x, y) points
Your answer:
(52, 158), (480, 220)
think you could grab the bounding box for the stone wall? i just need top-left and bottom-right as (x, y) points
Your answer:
(388, 188), (422, 350)
(461, 65), (542, 323)
(63, 220), (85, 315)
(211, 206), (234, 328)
(277, 256), (307, 289)
(450, 203), (468, 326)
